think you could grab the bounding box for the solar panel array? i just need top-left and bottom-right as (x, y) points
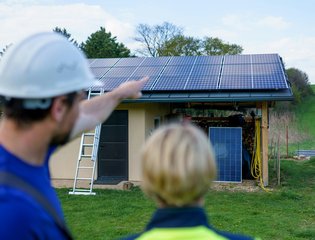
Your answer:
(88, 54), (288, 91)
(209, 127), (242, 183)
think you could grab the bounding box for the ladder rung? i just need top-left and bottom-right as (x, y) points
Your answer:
(71, 189), (90, 192)
(78, 166), (94, 169)
(69, 191), (96, 195)
(76, 177), (93, 180)
(84, 133), (95, 136)
(81, 155), (92, 158)
(90, 92), (102, 96)
(82, 144), (94, 147)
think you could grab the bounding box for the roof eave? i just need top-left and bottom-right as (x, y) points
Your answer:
(122, 89), (294, 103)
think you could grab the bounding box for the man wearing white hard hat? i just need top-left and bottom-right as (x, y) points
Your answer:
(0, 32), (148, 239)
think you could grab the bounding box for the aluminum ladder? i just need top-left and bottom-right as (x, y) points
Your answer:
(69, 89), (104, 195)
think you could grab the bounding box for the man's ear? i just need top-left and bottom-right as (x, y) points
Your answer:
(50, 97), (68, 122)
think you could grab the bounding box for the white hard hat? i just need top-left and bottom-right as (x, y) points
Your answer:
(0, 32), (100, 99)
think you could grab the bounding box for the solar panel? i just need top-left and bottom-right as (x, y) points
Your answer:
(252, 63), (282, 75)
(192, 65), (221, 76)
(104, 67), (137, 78)
(142, 78), (160, 91)
(129, 67), (162, 91)
(87, 54), (289, 92)
(90, 67), (110, 79)
(222, 64), (251, 75)
(130, 66), (164, 78)
(251, 63), (287, 89)
(141, 56), (170, 66)
(220, 75), (252, 89)
(195, 55), (223, 65)
(253, 74), (288, 89)
(129, 66), (165, 90)
(87, 58), (96, 64)
(162, 65), (193, 76)
(100, 77), (129, 91)
(152, 76), (188, 90)
(209, 127), (242, 182)
(219, 62), (288, 90)
(90, 58), (119, 67)
(167, 56), (197, 65)
(224, 55), (251, 64)
(251, 54), (279, 64)
(115, 57), (145, 67)
(185, 75), (219, 90)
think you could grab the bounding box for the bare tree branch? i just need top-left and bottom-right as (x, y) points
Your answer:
(134, 22), (183, 57)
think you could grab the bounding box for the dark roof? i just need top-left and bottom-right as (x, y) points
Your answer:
(88, 54), (293, 103)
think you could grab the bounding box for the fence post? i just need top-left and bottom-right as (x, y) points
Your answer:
(277, 133), (281, 185)
(261, 102), (269, 186)
(286, 125), (289, 158)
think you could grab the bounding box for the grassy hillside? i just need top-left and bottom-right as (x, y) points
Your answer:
(269, 85), (315, 156)
(290, 84), (315, 151)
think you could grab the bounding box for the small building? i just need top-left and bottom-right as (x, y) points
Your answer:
(50, 54), (293, 187)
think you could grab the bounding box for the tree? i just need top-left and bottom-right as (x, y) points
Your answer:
(159, 35), (243, 56)
(159, 35), (201, 56)
(135, 22), (243, 57)
(53, 27), (78, 47)
(134, 22), (183, 57)
(202, 37), (243, 55)
(81, 27), (131, 58)
(286, 68), (313, 104)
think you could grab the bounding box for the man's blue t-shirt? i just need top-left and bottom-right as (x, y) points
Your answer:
(0, 145), (68, 239)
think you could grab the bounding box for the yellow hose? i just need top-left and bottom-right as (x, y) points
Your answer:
(251, 118), (269, 192)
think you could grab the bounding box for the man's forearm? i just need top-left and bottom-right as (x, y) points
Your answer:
(70, 77), (148, 139)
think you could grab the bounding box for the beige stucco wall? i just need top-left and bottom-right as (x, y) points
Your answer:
(49, 137), (81, 179)
(120, 102), (170, 181)
(144, 103), (170, 137)
(49, 102), (170, 181)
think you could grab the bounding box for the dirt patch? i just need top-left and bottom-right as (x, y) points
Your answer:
(51, 179), (140, 191)
(53, 179), (268, 192)
(283, 157), (312, 162)
(211, 180), (265, 192)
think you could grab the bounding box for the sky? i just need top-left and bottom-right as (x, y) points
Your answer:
(1, 0), (315, 82)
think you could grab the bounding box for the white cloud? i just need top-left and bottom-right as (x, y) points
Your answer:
(0, 2), (134, 48)
(221, 14), (251, 31)
(208, 14), (291, 42)
(268, 37), (315, 82)
(257, 16), (290, 30)
(201, 13), (315, 82)
(199, 28), (238, 40)
(221, 14), (291, 31)
(2, 0), (46, 4)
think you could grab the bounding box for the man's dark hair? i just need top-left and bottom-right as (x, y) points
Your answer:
(0, 92), (78, 127)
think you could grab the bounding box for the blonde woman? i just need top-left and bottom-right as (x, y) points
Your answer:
(122, 123), (260, 240)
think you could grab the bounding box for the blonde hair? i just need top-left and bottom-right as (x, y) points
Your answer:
(140, 123), (217, 207)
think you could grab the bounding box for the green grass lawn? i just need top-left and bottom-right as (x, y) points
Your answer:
(57, 158), (315, 240)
